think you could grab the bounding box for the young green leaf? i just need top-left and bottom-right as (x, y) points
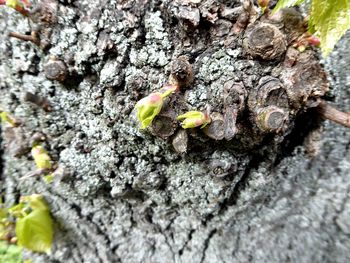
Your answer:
(12, 195), (54, 253)
(310, 0), (350, 56)
(8, 203), (26, 218)
(274, 0), (350, 55)
(272, 0), (305, 13)
(15, 209), (53, 253)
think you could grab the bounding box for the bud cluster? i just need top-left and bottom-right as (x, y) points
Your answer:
(293, 32), (321, 52)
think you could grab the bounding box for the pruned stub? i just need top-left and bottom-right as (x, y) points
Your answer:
(248, 77), (290, 133)
(222, 82), (246, 141)
(243, 23), (287, 60)
(169, 55), (194, 88)
(151, 109), (178, 139)
(208, 150), (238, 178)
(203, 112), (225, 140)
(280, 49), (329, 109)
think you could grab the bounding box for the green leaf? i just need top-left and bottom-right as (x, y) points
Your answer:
(310, 0), (350, 56)
(16, 209), (53, 253)
(272, 0), (306, 13)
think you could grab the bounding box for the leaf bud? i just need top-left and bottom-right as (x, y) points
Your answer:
(258, 0), (269, 12)
(306, 35), (321, 47)
(136, 93), (164, 129)
(0, 111), (21, 127)
(31, 145), (52, 170)
(135, 84), (178, 129)
(177, 111), (211, 129)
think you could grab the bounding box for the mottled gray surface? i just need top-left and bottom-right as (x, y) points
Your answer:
(0, 1), (350, 263)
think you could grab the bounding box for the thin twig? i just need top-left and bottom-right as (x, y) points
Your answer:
(19, 169), (48, 180)
(317, 101), (350, 128)
(8, 31), (40, 46)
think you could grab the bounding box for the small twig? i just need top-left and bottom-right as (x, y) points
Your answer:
(317, 101), (350, 128)
(20, 169), (48, 180)
(8, 31), (40, 46)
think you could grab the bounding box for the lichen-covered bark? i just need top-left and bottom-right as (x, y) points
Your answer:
(0, 0), (349, 262)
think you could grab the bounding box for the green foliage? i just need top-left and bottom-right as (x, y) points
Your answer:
(14, 195), (53, 253)
(2, 195), (54, 254)
(310, 0), (350, 56)
(273, 0), (350, 56)
(0, 241), (22, 263)
(16, 209), (53, 253)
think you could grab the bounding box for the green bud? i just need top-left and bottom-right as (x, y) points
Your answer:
(136, 92), (163, 129)
(0, 111), (20, 127)
(135, 84), (178, 129)
(177, 111), (211, 129)
(31, 145), (52, 170)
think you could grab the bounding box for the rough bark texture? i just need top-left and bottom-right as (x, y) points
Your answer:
(0, 0), (350, 262)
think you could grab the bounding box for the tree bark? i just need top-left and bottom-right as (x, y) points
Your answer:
(1, 1), (350, 262)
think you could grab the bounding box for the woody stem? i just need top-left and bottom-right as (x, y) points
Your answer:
(317, 101), (350, 128)
(8, 31), (40, 45)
